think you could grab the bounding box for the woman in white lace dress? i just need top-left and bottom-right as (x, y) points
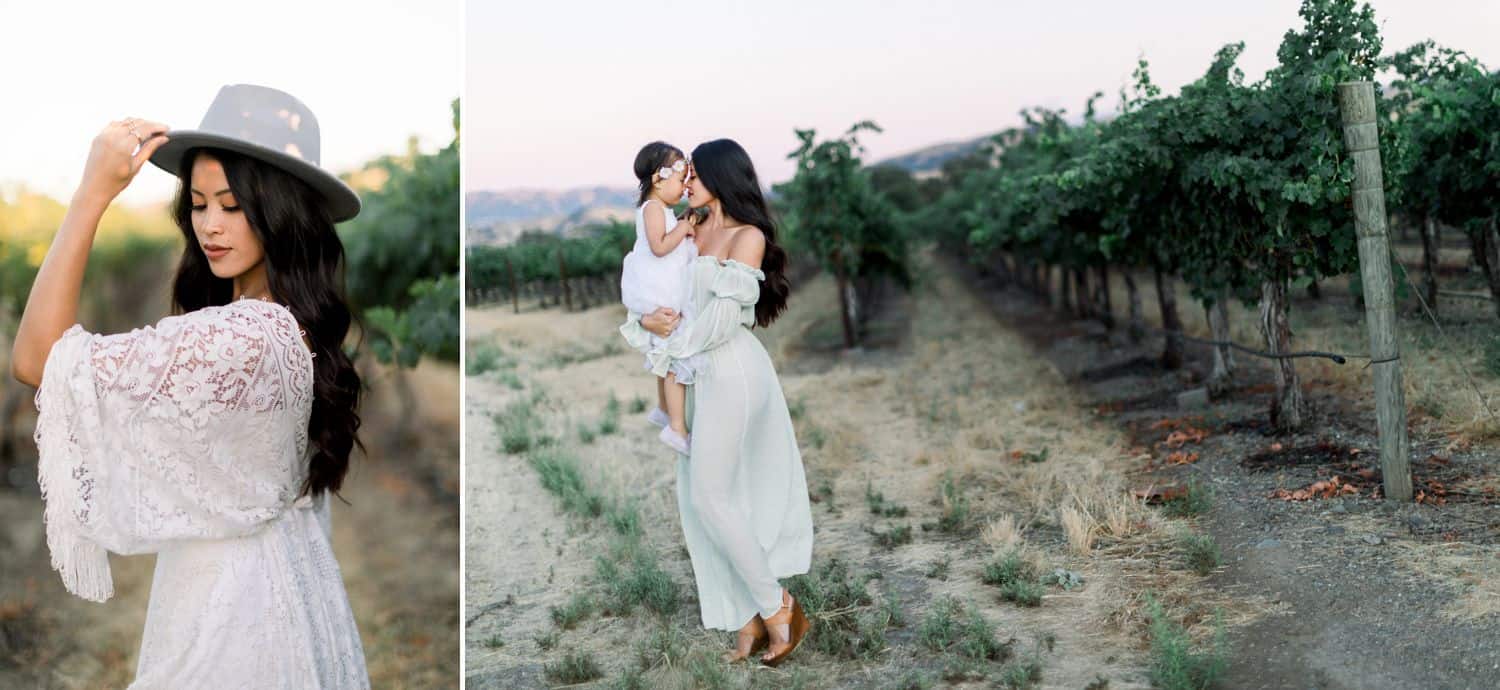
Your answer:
(9, 85), (370, 688)
(624, 139), (815, 667)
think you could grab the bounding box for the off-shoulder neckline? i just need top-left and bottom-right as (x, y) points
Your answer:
(693, 255), (766, 278)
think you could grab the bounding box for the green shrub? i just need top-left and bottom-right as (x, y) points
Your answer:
(465, 342), (505, 376)
(919, 596), (1011, 661)
(981, 550), (1035, 588)
(595, 544), (680, 618)
(1146, 595), (1227, 690)
(527, 448), (604, 519)
(866, 481), (909, 517)
(1001, 579), (1044, 607)
(598, 393), (621, 435)
(683, 647), (733, 689)
(869, 523), (913, 549)
(925, 555), (951, 580)
(785, 559), (889, 660)
(495, 401), (537, 454)
(1163, 479), (1213, 518)
(607, 502), (643, 538)
(998, 659), (1044, 688)
(1483, 334), (1500, 378)
(1180, 533), (1222, 576)
(543, 650), (603, 685)
(931, 472), (971, 533)
(549, 592), (595, 630)
(632, 622), (688, 672)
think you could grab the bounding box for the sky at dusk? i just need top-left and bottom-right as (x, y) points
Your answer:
(466, 0), (1499, 192)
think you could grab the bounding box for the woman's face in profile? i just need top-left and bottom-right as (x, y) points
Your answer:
(685, 162), (714, 209)
(189, 155), (265, 280)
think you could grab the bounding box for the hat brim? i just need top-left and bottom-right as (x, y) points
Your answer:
(149, 130), (362, 223)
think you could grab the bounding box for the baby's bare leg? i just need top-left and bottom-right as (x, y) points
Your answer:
(656, 375), (667, 413)
(664, 372), (688, 436)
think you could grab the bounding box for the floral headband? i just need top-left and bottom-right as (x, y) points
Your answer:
(657, 158), (687, 181)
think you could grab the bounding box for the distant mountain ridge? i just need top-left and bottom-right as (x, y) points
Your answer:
(871, 133), (996, 173)
(467, 186), (638, 223)
(466, 187), (638, 246)
(466, 134), (1007, 246)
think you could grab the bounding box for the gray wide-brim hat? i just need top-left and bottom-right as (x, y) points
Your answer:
(149, 83), (361, 222)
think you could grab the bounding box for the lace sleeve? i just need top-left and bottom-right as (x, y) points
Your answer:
(32, 300), (313, 602)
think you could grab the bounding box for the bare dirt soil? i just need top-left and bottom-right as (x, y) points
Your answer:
(463, 256), (1260, 689)
(966, 248), (1500, 690)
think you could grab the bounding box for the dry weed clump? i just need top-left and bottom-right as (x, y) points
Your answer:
(983, 513), (1026, 552)
(1392, 541), (1500, 621)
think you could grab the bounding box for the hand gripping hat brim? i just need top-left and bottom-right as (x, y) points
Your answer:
(149, 84), (361, 223)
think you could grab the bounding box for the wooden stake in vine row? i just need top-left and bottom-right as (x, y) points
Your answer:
(1337, 80), (1413, 502)
(557, 246), (572, 312)
(505, 254), (519, 314)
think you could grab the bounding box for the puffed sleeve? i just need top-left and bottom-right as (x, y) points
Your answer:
(32, 301), (312, 602)
(619, 309), (654, 353)
(646, 259), (762, 377)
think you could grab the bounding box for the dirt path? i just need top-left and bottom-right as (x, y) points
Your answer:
(463, 257), (1246, 688)
(965, 263), (1500, 690)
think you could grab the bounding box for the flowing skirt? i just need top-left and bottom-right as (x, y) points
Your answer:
(132, 495), (368, 688)
(676, 326), (814, 631)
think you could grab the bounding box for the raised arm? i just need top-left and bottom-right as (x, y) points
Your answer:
(11, 119), (170, 387)
(642, 199), (689, 257)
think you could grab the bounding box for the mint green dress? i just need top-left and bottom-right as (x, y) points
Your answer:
(621, 256), (814, 630)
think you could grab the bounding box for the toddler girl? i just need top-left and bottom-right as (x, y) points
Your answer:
(619, 141), (698, 454)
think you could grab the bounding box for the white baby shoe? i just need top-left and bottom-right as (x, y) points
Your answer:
(659, 426), (691, 455)
(647, 408), (670, 428)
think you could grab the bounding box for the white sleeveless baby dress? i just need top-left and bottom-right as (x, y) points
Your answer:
(619, 200), (701, 382)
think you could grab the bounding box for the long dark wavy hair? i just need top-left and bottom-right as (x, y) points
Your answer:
(633, 141), (684, 205)
(689, 139), (790, 327)
(170, 147), (363, 498)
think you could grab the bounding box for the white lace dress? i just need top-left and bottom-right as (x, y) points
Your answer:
(33, 297), (369, 689)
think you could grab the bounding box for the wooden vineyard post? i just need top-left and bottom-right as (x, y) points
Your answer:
(558, 246), (573, 312)
(1337, 81), (1413, 502)
(505, 254), (519, 314)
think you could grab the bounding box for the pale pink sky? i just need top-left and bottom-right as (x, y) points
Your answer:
(466, 0), (1499, 191)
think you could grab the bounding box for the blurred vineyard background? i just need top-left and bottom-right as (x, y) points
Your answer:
(466, 0), (1500, 440)
(0, 101), (461, 687)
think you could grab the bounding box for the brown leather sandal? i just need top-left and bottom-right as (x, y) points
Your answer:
(721, 615), (769, 663)
(759, 588), (811, 667)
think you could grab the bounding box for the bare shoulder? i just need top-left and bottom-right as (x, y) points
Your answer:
(726, 225), (766, 267)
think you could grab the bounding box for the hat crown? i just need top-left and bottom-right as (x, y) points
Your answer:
(148, 83), (361, 222)
(196, 84), (322, 165)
